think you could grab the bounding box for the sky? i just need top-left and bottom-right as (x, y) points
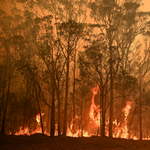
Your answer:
(140, 0), (150, 11)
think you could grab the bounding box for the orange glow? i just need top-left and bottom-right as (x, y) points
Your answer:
(11, 86), (144, 140)
(89, 85), (100, 127)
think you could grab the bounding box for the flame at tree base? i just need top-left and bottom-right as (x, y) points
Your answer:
(10, 86), (148, 140)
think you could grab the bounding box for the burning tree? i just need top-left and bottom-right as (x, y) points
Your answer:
(1, 0), (150, 141)
(84, 0), (148, 138)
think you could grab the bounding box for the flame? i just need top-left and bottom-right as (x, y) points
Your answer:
(121, 101), (132, 139)
(36, 112), (44, 125)
(89, 85), (100, 126)
(15, 127), (30, 136)
(11, 86), (148, 140)
(66, 115), (90, 137)
(14, 112), (49, 136)
(112, 101), (132, 139)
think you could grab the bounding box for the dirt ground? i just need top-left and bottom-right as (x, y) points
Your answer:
(0, 133), (150, 150)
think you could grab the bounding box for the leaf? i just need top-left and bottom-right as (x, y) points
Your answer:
(0, 8), (6, 16)
(124, 2), (140, 10)
(34, 17), (41, 24)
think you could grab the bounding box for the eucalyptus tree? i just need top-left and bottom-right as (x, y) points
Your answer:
(79, 25), (121, 136)
(130, 38), (150, 140)
(14, 0), (88, 136)
(85, 0), (147, 137)
(48, 0), (88, 136)
(38, 0), (88, 136)
(11, 9), (47, 134)
(0, 8), (21, 134)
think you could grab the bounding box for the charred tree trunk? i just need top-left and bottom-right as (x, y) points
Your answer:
(80, 97), (83, 137)
(1, 72), (11, 134)
(109, 45), (113, 137)
(72, 49), (76, 119)
(139, 76), (142, 140)
(51, 79), (55, 137)
(63, 35), (70, 136)
(34, 82), (44, 134)
(50, 47), (56, 137)
(56, 79), (61, 136)
(0, 82), (6, 132)
(0, 56), (8, 132)
(100, 86), (105, 137)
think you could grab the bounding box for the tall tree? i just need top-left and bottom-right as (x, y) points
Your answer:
(88, 0), (146, 137)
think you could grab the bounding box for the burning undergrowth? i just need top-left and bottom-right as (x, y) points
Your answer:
(9, 85), (141, 140)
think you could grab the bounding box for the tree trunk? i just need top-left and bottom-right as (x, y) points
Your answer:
(100, 87), (105, 137)
(34, 82), (44, 134)
(109, 45), (113, 137)
(56, 79), (61, 136)
(1, 72), (11, 134)
(0, 83), (6, 130)
(72, 51), (76, 119)
(50, 47), (56, 137)
(51, 80), (55, 137)
(63, 35), (70, 136)
(80, 98), (83, 137)
(0, 60), (8, 130)
(139, 77), (142, 140)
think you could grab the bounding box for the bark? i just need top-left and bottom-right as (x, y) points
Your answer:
(109, 45), (113, 137)
(80, 98), (83, 137)
(0, 83), (6, 129)
(56, 79), (61, 136)
(63, 34), (70, 136)
(1, 72), (11, 134)
(72, 50), (76, 119)
(100, 87), (105, 137)
(34, 81), (44, 134)
(50, 80), (55, 137)
(139, 77), (142, 140)
(72, 49), (76, 134)
(0, 57), (8, 129)
(50, 47), (56, 137)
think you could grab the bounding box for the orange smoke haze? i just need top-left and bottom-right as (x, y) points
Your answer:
(1, 0), (150, 16)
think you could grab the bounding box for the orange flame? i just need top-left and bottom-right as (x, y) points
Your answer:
(89, 85), (100, 126)
(11, 86), (145, 140)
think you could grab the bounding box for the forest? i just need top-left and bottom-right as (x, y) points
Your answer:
(0, 0), (150, 142)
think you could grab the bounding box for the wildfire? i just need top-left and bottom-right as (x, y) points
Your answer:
(121, 101), (132, 139)
(89, 85), (100, 126)
(112, 101), (132, 139)
(12, 112), (46, 136)
(11, 86), (145, 140)
(36, 112), (44, 125)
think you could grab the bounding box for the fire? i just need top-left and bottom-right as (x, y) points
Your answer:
(89, 85), (100, 126)
(11, 86), (147, 140)
(15, 127), (30, 136)
(66, 114), (90, 137)
(36, 112), (44, 125)
(13, 112), (46, 136)
(121, 101), (132, 139)
(112, 101), (132, 139)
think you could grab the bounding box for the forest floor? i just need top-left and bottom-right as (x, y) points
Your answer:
(0, 133), (150, 150)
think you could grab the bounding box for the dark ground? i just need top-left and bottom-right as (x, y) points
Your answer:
(0, 134), (150, 150)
